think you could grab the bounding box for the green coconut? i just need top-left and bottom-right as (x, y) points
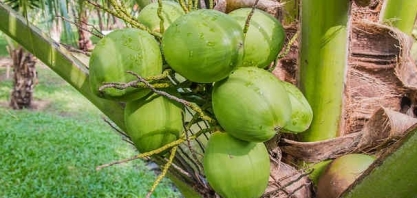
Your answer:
(124, 94), (184, 153)
(89, 28), (162, 101)
(280, 81), (313, 133)
(212, 67), (292, 142)
(162, 9), (244, 83)
(137, 1), (185, 33)
(203, 132), (270, 198)
(229, 8), (285, 68)
(317, 154), (376, 198)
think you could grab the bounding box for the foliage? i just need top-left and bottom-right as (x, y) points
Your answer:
(0, 33), (8, 56)
(0, 66), (181, 198)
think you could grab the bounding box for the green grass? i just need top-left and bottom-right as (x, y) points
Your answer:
(0, 65), (182, 198)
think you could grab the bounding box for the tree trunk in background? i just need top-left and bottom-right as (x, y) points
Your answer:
(77, 9), (93, 51)
(9, 47), (37, 109)
(96, 7), (103, 31)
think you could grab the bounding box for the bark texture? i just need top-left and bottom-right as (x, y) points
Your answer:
(78, 9), (93, 51)
(8, 47), (37, 109)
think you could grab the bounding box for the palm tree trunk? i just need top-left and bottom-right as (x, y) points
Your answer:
(77, 9), (93, 51)
(8, 47), (37, 109)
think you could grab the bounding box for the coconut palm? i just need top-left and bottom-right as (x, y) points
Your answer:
(0, 0), (417, 197)
(2, 0), (40, 109)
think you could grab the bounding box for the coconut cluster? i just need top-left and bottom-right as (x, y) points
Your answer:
(88, 4), (314, 198)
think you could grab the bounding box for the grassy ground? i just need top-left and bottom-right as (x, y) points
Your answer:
(0, 64), (182, 198)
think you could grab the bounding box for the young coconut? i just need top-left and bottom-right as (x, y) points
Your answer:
(203, 132), (270, 198)
(280, 81), (313, 133)
(137, 1), (185, 33)
(212, 67), (292, 142)
(89, 28), (162, 102)
(317, 154), (375, 198)
(162, 9), (244, 83)
(124, 93), (184, 153)
(229, 8), (285, 68)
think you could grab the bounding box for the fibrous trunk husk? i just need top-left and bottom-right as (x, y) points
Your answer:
(280, 21), (417, 163)
(9, 47), (37, 109)
(262, 147), (312, 198)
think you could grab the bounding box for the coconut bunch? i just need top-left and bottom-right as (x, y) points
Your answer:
(87, 1), (316, 197)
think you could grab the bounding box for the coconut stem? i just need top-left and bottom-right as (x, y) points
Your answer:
(299, 0), (350, 141)
(379, 0), (417, 35)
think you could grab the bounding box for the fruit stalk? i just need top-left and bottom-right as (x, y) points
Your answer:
(299, 0), (350, 141)
(379, 0), (417, 35)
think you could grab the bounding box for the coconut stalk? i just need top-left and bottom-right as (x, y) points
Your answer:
(379, 0), (417, 35)
(299, 0), (350, 141)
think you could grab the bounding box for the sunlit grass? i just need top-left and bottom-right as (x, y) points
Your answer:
(0, 65), (181, 198)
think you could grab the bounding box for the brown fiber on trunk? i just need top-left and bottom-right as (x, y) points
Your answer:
(78, 10), (94, 52)
(342, 21), (409, 135)
(279, 18), (417, 162)
(263, 146), (312, 198)
(9, 47), (37, 109)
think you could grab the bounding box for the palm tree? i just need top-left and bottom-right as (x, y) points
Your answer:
(1, 0), (417, 197)
(3, 0), (40, 109)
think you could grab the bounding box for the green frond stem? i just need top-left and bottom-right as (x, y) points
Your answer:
(299, 0), (350, 141)
(146, 146), (178, 198)
(379, 0), (417, 35)
(157, 0), (165, 34)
